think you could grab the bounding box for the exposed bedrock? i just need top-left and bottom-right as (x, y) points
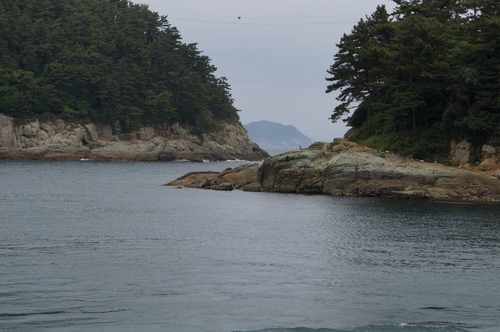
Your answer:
(168, 139), (500, 202)
(0, 113), (269, 161)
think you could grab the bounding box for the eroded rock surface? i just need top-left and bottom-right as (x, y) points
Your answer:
(168, 139), (500, 202)
(0, 114), (268, 161)
(167, 163), (261, 191)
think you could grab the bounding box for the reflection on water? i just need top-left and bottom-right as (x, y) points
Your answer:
(0, 160), (499, 332)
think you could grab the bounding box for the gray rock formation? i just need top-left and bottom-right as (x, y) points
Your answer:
(168, 139), (500, 202)
(449, 139), (472, 165)
(0, 114), (19, 147)
(258, 141), (500, 201)
(167, 163), (261, 191)
(0, 113), (268, 161)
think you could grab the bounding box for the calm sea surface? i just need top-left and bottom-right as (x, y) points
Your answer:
(1, 160), (499, 332)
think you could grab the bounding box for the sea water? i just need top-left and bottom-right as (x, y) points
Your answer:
(1, 160), (499, 332)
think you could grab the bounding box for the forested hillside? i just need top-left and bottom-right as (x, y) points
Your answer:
(326, 0), (500, 161)
(0, 0), (238, 133)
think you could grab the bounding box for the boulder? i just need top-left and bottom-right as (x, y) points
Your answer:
(69, 127), (85, 143)
(478, 144), (500, 171)
(491, 170), (500, 179)
(84, 123), (99, 141)
(450, 139), (471, 164)
(55, 119), (66, 133)
(37, 130), (50, 140)
(21, 120), (40, 138)
(40, 123), (56, 137)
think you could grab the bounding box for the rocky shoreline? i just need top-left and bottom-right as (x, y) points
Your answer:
(0, 113), (269, 161)
(167, 139), (500, 202)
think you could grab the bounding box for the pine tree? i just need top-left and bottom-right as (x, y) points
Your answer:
(0, 0), (239, 133)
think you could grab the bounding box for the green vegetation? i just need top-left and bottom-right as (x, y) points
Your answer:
(0, 0), (239, 132)
(327, 142), (341, 151)
(326, 0), (500, 160)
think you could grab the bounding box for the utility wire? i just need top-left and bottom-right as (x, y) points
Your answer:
(168, 17), (356, 26)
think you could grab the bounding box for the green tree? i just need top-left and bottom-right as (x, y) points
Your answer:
(386, 14), (451, 131)
(326, 5), (393, 124)
(0, 0), (239, 132)
(326, 0), (500, 159)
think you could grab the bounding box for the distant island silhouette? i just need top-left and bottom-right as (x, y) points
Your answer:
(244, 120), (312, 149)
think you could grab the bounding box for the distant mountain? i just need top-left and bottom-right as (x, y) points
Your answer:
(244, 121), (312, 148)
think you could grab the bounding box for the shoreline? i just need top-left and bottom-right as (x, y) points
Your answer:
(167, 140), (500, 203)
(0, 113), (269, 162)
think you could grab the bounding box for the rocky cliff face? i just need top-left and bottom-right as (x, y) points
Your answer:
(448, 138), (500, 172)
(0, 113), (268, 161)
(168, 139), (500, 202)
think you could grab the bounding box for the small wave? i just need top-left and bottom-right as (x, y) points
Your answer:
(420, 306), (452, 311)
(81, 309), (126, 314)
(0, 310), (68, 317)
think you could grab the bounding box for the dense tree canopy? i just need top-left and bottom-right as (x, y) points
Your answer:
(326, 0), (500, 160)
(0, 0), (239, 132)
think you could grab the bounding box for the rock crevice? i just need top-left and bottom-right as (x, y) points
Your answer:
(0, 114), (268, 161)
(167, 139), (500, 202)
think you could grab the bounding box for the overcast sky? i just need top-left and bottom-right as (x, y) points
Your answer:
(143, 0), (397, 141)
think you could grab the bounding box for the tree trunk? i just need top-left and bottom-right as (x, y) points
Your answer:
(412, 107), (417, 133)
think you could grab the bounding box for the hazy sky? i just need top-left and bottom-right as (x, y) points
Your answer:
(143, 0), (397, 141)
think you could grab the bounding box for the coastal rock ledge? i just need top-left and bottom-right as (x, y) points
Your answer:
(0, 113), (268, 161)
(167, 139), (500, 202)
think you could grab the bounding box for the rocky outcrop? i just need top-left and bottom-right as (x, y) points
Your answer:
(0, 113), (268, 161)
(167, 139), (500, 202)
(449, 137), (500, 171)
(258, 141), (500, 201)
(449, 139), (472, 165)
(167, 163), (261, 191)
(478, 142), (500, 172)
